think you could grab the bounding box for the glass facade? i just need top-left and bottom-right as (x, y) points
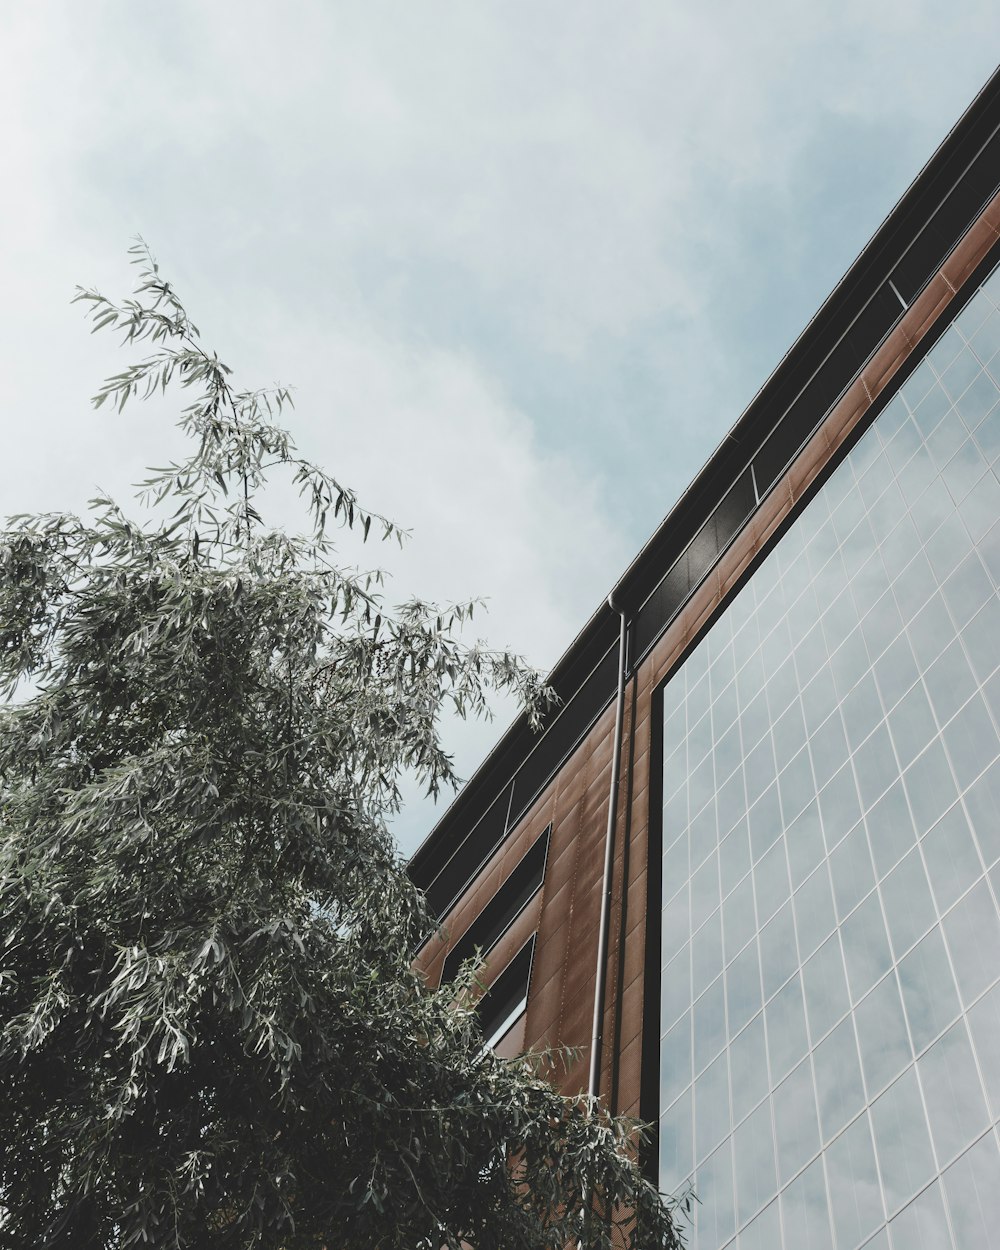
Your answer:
(660, 263), (1000, 1248)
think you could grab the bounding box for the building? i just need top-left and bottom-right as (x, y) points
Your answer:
(410, 67), (1000, 1249)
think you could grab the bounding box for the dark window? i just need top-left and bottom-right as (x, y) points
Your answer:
(441, 825), (551, 985)
(476, 935), (536, 1048)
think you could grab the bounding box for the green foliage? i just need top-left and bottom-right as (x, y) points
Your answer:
(0, 243), (684, 1249)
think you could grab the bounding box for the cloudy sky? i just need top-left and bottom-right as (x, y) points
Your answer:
(2, 6), (998, 854)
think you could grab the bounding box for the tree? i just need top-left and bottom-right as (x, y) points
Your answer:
(0, 244), (685, 1249)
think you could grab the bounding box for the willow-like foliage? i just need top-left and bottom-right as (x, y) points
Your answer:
(0, 244), (686, 1250)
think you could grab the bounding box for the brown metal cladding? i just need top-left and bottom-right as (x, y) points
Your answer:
(414, 183), (1000, 1126)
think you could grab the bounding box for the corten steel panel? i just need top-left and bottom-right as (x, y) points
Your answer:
(413, 181), (1000, 1146)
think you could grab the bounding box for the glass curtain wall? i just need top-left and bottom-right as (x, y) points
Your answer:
(660, 261), (1000, 1249)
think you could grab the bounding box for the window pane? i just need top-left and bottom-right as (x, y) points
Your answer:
(888, 1180), (952, 1250)
(736, 1199), (780, 1250)
(661, 943), (691, 1032)
(924, 637), (978, 728)
(754, 837), (791, 926)
(694, 975), (727, 1073)
(787, 799), (826, 888)
(904, 740), (958, 837)
(802, 933), (850, 1045)
(841, 892), (893, 1004)
(855, 724), (900, 814)
(942, 1131), (1000, 1250)
(780, 1155), (833, 1250)
(720, 818), (752, 897)
(897, 927), (962, 1053)
(941, 878), (1000, 1006)
(661, 1013), (692, 1110)
(695, 1050), (731, 1165)
(880, 847), (936, 960)
(694, 1140), (735, 1250)
(870, 1068), (936, 1216)
(733, 1100), (777, 1229)
(819, 763), (864, 854)
(794, 862), (837, 961)
(918, 1019), (990, 1168)
(866, 780), (917, 880)
(830, 821), (875, 919)
(922, 801), (984, 913)
(854, 972), (912, 1100)
(760, 901), (799, 1002)
(967, 981), (1000, 1118)
(727, 938), (762, 1042)
(943, 692), (1000, 791)
(724, 871), (756, 963)
(825, 1112), (884, 1250)
(772, 1057), (820, 1186)
(965, 756), (1000, 866)
(693, 906), (724, 1001)
(660, 1086), (692, 1196)
(730, 1011), (769, 1127)
(813, 1016), (866, 1144)
(766, 973), (808, 1085)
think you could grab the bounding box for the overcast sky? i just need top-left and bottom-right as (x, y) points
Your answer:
(2, 7), (998, 855)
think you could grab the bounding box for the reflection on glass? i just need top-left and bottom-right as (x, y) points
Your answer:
(694, 1140), (735, 1250)
(888, 1180), (953, 1250)
(759, 901), (798, 1003)
(693, 907), (724, 1002)
(965, 756), (1000, 866)
(967, 981), (1000, 1118)
(725, 938), (760, 1044)
(695, 1049), (731, 1166)
(942, 692), (1000, 791)
(918, 1019), (989, 1167)
(924, 636), (978, 728)
(766, 974), (809, 1086)
(794, 861), (838, 962)
(661, 943), (691, 1032)
(754, 837), (791, 927)
(813, 1017), (866, 1144)
(661, 269), (1000, 1244)
(786, 799), (826, 888)
(942, 1130), (1000, 1248)
(772, 1058), (820, 1186)
(720, 817), (752, 897)
(922, 801), (983, 914)
(661, 1013), (691, 1111)
(903, 739), (957, 836)
(829, 820), (874, 919)
(779, 1155), (833, 1250)
(854, 972), (912, 1100)
(730, 1012), (769, 1128)
(941, 878), (1000, 1007)
(660, 1087), (692, 1196)
(897, 927), (961, 1053)
(880, 847), (935, 960)
(694, 976), (727, 1073)
(824, 1112), (884, 1250)
(841, 892), (893, 1004)
(865, 780), (916, 880)
(802, 934), (850, 1045)
(854, 723), (900, 814)
(870, 1068), (936, 1215)
(736, 1198), (780, 1250)
(733, 1101), (777, 1230)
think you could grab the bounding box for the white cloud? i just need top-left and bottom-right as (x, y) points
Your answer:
(2, 3), (1000, 852)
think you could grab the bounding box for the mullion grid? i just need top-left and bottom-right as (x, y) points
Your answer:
(662, 265), (1000, 1248)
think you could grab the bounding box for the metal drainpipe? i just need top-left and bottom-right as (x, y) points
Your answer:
(587, 595), (629, 1106)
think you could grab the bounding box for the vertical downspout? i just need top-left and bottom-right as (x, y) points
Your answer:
(587, 595), (629, 1105)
